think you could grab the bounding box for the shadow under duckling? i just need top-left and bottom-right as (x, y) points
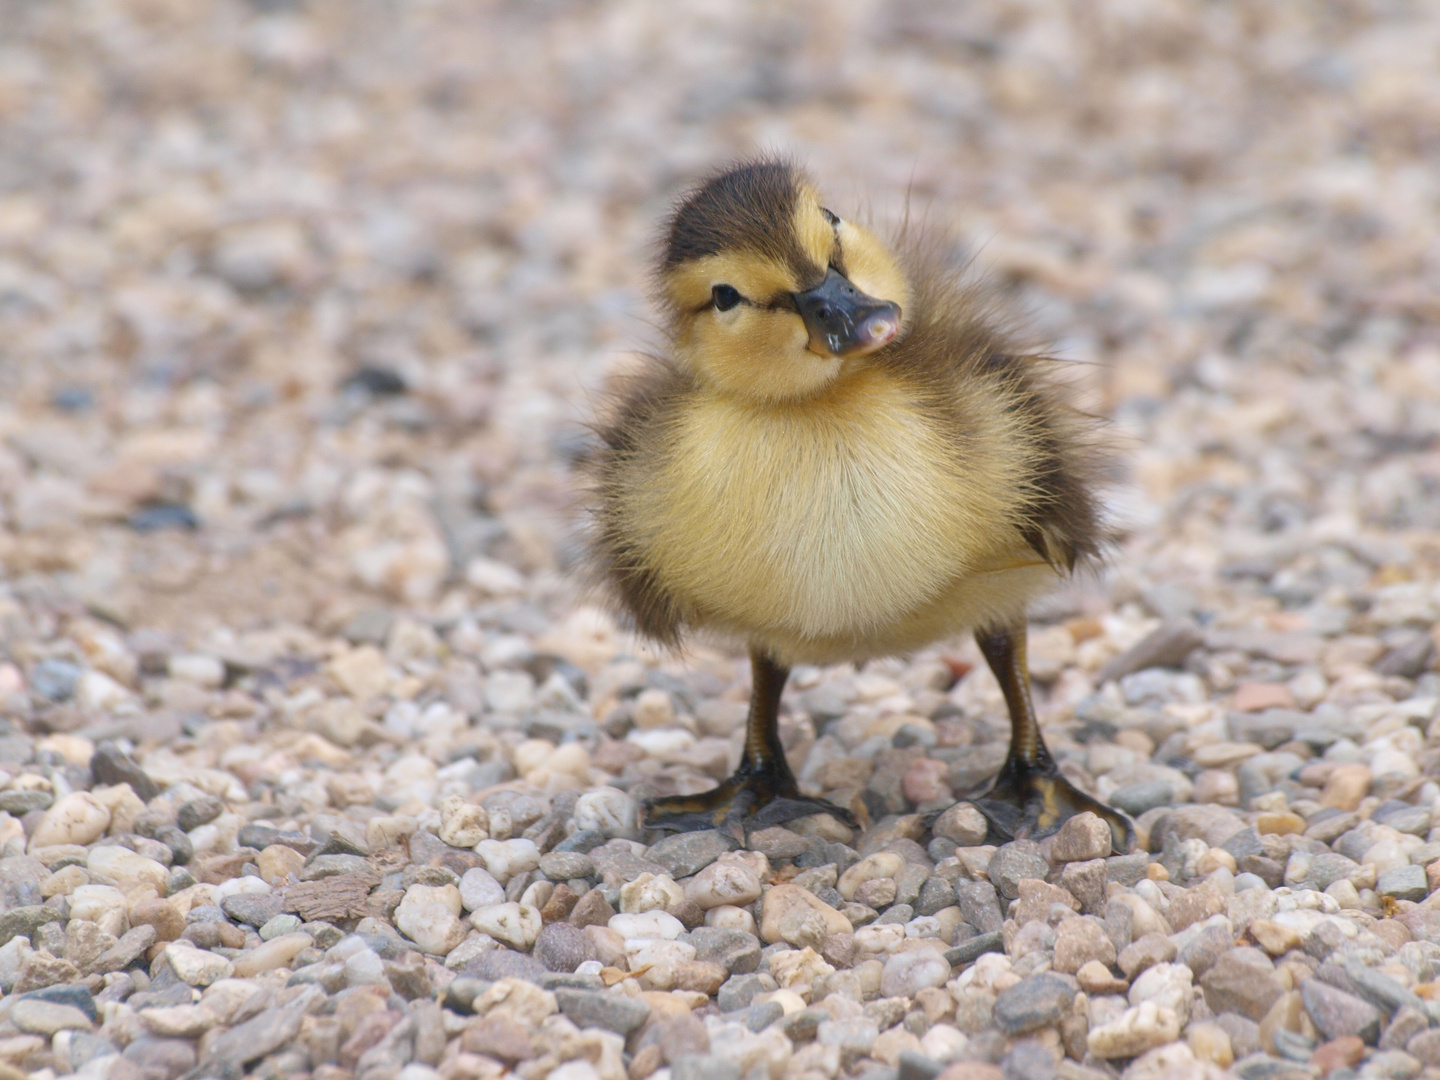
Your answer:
(585, 158), (1134, 853)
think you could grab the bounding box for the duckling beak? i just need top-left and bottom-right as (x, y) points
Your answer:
(794, 268), (901, 358)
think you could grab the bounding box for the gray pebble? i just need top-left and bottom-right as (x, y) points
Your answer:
(532, 922), (597, 973)
(953, 879), (1004, 932)
(647, 829), (737, 877)
(717, 973), (773, 1012)
(1378, 865), (1428, 903)
(554, 988), (651, 1035)
(124, 1038), (196, 1077)
(1109, 780), (1175, 816)
(690, 927), (760, 974)
(945, 930), (1005, 967)
(462, 948), (548, 984)
(1302, 978), (1384, 1043)
(0, 790), (52, 814)
(176, 795), (224, 832)
(204, 1006), (306, 1069)
(992, 972), (1076, 1035)
(985, 840), (1048, 900)
(539, 851), (595, 881)
(744, 999), (784, 1032)
(915, 876), (956, 916)
(553, 829), (607, 854)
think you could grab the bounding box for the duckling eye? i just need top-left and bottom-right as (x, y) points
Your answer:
(821, 207), (840, 227)
(711, 284), (742, 312)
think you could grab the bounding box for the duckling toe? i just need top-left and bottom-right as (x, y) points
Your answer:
(964, 764), (1135, 854)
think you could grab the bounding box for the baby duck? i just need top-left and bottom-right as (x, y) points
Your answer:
(588, 159), (1133, 853)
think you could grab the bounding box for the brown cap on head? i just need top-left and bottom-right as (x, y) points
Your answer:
(662, 158), (817, 281)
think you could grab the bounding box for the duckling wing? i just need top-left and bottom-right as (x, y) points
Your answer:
(586, 360), (693, 647)
(969, 350), (1110, 575)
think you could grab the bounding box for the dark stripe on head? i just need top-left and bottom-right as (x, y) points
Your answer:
(663, 159), (815, 279)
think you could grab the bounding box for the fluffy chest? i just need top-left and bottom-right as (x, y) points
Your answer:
(646, 378), (986, 638)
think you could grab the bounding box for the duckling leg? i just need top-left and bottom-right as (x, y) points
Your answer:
(966, 623), (1135, 853)
(642, 649), (859, 841)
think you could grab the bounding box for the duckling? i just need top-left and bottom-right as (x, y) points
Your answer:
(586, 158), (1133, 852)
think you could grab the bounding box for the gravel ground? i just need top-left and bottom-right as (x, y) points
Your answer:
(2, 2), (1440, 1080)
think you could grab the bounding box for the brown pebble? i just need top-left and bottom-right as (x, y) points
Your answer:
(257, 844), (305, 883)
(821, 931), (856, 969)
(1321, 764), (1372, 811)
(937, 1064), (1005, 1080)
(1256, 813), (1306, 836)
(673, 960), (727, 996)
(1233, 682), (1295, 712)
(671, 899), (705, 930)
(629, 1043), (663, 1080)
(1374, 919), (1412, 949)
(655, 1012), (710, 1062)
(1311, 1035), (1365, 1076)
(569, 887), (616, 929)
(193, 853), (253, 884)
(340, 1008), (402, 1068)
(129, 898), (185, 942)
(1076, 959), (1129, 994)
(854, 877), (898, 908)
(335, 984), (391, 1040)
(542, 883), (579, 923)
(461, 1014), (534, 1062)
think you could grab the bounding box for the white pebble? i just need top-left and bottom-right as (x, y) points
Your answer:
(632, 688), (676, 729)
(167, 653), (226, 689)
(1128, 962), (1192, 1024)
(474, 838), (541, 883)
(619, 872), (684, 914)
(458, 867), (506, 911)
(1088, 1001), (1182, 1058)
(76, 670), (133, 711)
(213, 876), (272, 902)
(86, 846), (167, 894)
(625, 938), (696, 990)
(881, 949), (950, 997)
(921, 1024), (969, 1063)
(608, 911), (684, 940)
(164, 944), (234, 988)
(30, 792), (111, 848)
(485, 670), (535, 713)
(438, 795), (489, 848)
(705, 905), (758, 934)
(572, 788), (639, 840)
(469, 902), (541, 949)
(395, 884), (468, 955)
(69, 885), (127, 939)
(686, 862), (762, 910)
(344, 948), (389, 987)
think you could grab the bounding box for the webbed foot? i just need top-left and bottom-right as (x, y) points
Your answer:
(969, 757), (1134, 853)
(643, 762), (858, 842)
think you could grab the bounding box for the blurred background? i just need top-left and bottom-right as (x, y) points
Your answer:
(0, 0), (1437, 663)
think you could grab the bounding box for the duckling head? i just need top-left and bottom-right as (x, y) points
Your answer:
(658, 159), (911, 403)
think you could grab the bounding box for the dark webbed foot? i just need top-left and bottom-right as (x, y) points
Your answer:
(961, 623), (1135, 853)
(970, 758), (1134, 852)
(641, 650), (858, 842)
(643, 765), (858, 842)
